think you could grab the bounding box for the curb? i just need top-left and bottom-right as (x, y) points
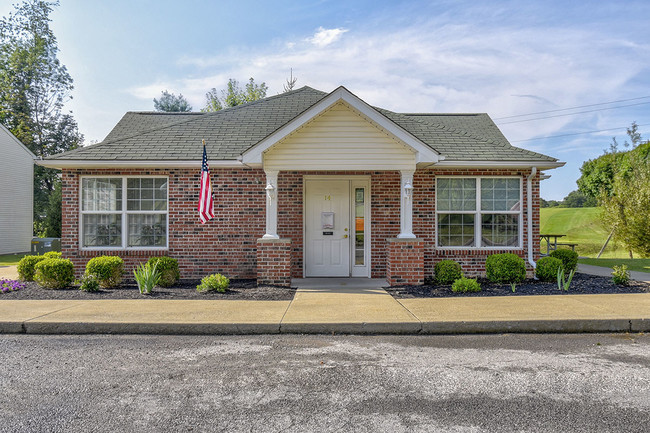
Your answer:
(2, 318), (647, 335)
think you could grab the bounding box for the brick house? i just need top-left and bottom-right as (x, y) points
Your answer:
(38, 86), (563, 286)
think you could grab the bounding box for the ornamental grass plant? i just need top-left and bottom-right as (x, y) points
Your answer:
(133, 262), (160, 295)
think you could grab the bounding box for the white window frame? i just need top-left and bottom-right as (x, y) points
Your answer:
(79, 175), (169, 251)
(435, 176), (523, 250)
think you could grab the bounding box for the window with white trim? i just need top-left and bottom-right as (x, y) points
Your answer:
(81, 177), (168, 248)
(436, 177), (521, 248)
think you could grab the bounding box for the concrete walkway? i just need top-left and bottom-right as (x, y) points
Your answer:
(578, 263), (650, 282)
(1, 266), (649, 335)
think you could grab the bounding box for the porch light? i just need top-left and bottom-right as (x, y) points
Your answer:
(404, 181), (413, 199)
(265, 182), (276, 201)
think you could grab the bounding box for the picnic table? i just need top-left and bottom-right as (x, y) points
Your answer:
(540, 234), (577, 256)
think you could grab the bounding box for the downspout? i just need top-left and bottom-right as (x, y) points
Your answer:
(527, 167), (537, 270)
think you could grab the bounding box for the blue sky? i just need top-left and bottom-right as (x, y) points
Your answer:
(2, 0), (648, 199)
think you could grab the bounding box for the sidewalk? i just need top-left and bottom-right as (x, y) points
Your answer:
(1, 289), (648, 335)
(1, 265), (649, 335)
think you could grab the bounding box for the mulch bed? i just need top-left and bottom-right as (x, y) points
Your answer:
(385, 273), (650, 298)
(0, 279), (296, 301)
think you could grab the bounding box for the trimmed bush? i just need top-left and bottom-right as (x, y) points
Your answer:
(434, 260), (463, 285)
(535, 257), (563, 282)
(452, 277), (481, 293)
(550, 249), (578, 273)
(34, 258), (75, 289)
(485, 253), (526, 284)
(146, 256), (179, 287)
(197, 274), (230, 293)
(43, 251), (62, 259)
(611, 265), (630, 286)
(85, 256), (124, 288)
(79, 274), (100, 292)
(17, 255), (46, 281)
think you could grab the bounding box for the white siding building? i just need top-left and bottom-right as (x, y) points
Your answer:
(0, 123), (35, 254)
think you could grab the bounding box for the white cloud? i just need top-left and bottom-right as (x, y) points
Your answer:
(307, 26), (348, 47)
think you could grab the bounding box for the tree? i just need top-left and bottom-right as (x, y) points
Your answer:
(153, 90), (192, 112)
(562, 190), (597, 208)
(283, 69), (297, 92)
(202, 78), (268, 112)
(577, 122), (645, 200)
(0, 0), (83, 235)
(600, 156), (650, 257)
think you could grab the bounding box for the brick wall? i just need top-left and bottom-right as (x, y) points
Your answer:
(61, 167), (541, 281)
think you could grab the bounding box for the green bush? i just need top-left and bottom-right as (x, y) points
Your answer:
(452, 277), (481, 293)
(146, 256), (179, 287)
(550, 249), (578, 272)
(134, 262), (160, 295)
(434, 260), (463, 284)
(535, 257), (563, 282)
(611, 265), (630, 286)
(197, 274), (230, 293)
(485, 253), (526, 284)
(78, 273), (100, 292)
(17, 255), (47, 281)
(34, 258), (75, 289)
(85, 256), (124, 288)
(43, 251), (62, 259)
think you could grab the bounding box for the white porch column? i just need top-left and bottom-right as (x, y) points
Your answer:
(262, 170), (280, 239)
(397, 170), (416, 239)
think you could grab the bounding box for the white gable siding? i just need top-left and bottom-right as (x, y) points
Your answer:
(0, 127), (34, 254)
(263, 102), (416, 171)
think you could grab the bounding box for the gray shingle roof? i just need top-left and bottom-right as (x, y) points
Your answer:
(47, 86), (557, 163)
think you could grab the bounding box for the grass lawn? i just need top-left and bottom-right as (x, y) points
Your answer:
(540, 207), (631, 258)
(578, 258), (650, 273)
(0, 253), (28, 266)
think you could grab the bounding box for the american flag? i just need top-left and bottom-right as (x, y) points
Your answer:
(198, 141), (215, 224)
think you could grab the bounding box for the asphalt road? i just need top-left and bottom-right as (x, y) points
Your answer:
(1, 333), (649, 432)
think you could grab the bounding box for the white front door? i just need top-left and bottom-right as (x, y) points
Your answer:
(305, 178), (370, 277)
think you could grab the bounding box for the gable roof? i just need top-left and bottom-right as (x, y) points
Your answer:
(40, 86), (561, 169)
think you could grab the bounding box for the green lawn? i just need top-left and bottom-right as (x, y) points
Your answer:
(578, 258), (650, 273)
(539, 207), (630, 258)
(0, 253), (27, 266)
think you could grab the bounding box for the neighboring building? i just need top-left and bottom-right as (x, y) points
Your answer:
(0, 123), (35, 254)
(39, 86), (563, 285)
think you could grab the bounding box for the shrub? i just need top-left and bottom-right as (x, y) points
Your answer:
(85, 256), (124, 288)
(17, 255), (47, 281)
(133, 262), (160, 295)
(146, 256), (179, 287)
(197, 274), (230, 293)
(535, 257), (563, 282)
(611, 265), (630, 286)
(34, 258), (75, 289)
(434, 260), (463, 284)
(485, 253), (526, 284)
(550, 249), (578, 273)
(452, 277), (481, 293)
(78, 274), (100, 292)
(43, 251), (62, 259)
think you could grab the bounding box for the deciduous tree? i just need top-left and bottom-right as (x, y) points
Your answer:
(0, 0), (83, 235)
(202, 78), (268, 112)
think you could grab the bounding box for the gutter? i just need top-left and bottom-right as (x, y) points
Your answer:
(35, 159), (246, 169)
(527, 167), (537, 270)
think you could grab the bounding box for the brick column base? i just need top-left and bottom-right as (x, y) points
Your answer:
(256, 238), (292, 287)
(386, 238), (424, 286)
